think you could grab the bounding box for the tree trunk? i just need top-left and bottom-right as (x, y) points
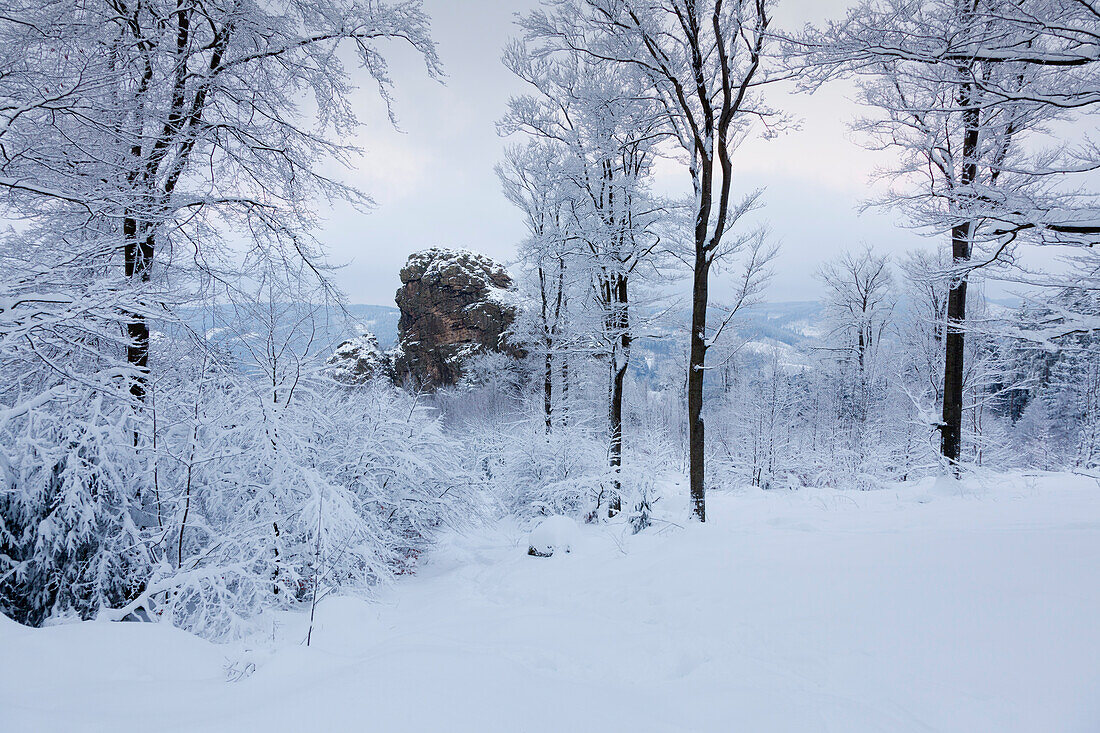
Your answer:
(941, 73), (979, 472)
(688, 250), (710, 522)
(544, 351), (553, 432)
(123, 222), (153, 403)
(941, 249), (968, 469)
(608, 360), (624, 515)
(607, 275), (630, 517)
(538, 266), (553, 431)
(560, 352), (569, 427)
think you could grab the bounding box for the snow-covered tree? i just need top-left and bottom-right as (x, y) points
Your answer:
(500, 35), (668, 515)
(521, 0), (781, 520)
(816, 247), (895, 458)
(497, 141), (575, 431)
(0, 0), (440, 400)
(98, 270), (480, 638)
(793, 0), (1078, 471)
(0, 0), (445, 628)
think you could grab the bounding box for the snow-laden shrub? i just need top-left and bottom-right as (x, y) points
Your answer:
(467, 404), (678, 526)
(0, 223), (158, 625)
(120, 375), (482, 639)
(622, 424), (678, 532)
(439, 352), (608, 519)
(0, 384), (151, 626)
(1, 304), (483, 638)
(489, 415), (610, 519)
(447, 354), (685, 523)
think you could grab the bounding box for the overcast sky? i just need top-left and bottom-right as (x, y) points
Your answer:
(321, 0), (931, 307)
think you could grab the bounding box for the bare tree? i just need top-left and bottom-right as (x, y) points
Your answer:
(792, 0), (1072, 471)
(0, 0), (443, 626)
(498, 142), (573, 432)
(818, 247), (894, 387)
(817, 246), (895, 458)
(524, 0), (781, 520)
(500, 37), (667, 515)
(0, 0), (441, 402)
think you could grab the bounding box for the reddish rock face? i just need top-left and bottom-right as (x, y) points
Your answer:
(393, 248), (519, 388)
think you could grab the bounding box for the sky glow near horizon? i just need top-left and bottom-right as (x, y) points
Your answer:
(305, 0), (1042, 307)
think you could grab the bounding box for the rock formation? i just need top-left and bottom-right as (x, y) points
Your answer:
(326, 332), (391, 385)
(393, 248), (519, 388)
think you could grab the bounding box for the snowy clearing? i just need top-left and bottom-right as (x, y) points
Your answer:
(4, 472), (1100, 733)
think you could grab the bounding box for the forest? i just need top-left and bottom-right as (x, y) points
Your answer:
(1, 0), (1099, 730)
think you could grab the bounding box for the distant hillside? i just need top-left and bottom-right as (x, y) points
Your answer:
(346, 304), (400, 347)
(169, 300), (826, 370)
(625, 300), (824, 380)
(736, 301), (824, 345)
(344, 301), (827, 352)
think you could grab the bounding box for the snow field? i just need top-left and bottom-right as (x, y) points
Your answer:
(2, 472), (1099, 732)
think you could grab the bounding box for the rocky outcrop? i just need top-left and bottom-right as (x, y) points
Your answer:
(393, 248), (519, 388)
(326, 332), (392, 385)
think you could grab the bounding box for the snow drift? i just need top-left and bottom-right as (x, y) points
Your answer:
(2, 473), (1099, 732)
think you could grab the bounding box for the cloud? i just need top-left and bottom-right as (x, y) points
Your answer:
(350, 135), (433, 206)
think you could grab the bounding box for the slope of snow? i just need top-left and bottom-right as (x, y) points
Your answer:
(3, 472), (1099, 732)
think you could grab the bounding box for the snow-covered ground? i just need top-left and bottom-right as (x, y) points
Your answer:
(4, 472), (1099, 732)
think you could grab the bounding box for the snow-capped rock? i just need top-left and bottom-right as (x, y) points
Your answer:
(326, 332), (391, 384)
(393, 248), (521, 388)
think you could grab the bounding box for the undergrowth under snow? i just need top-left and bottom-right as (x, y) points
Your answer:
(3, 472), (1099, 732)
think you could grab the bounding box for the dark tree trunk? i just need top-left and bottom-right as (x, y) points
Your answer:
(607, 275), (630, 517)
(123, 222), (154, 403)
(608, 359), (624, 515)
(857, 328), (865, 373)
(560, 352), (569, 427)
(941, 233), (970, 469)
(538, 266), (553, 432)
(941, 74), (979, 472)
(688, 250), (710, 522)
(544, 351), (553, 432)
